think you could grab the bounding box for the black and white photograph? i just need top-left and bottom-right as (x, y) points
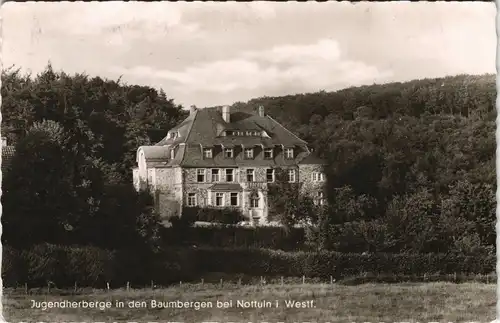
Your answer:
(0, 1), (497, 322)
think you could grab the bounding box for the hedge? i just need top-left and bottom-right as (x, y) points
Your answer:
(2, 244), (199, 287)
(2, 244), (495, 287)
(161, 226), (307, 250)
(192, 248), (496, 278)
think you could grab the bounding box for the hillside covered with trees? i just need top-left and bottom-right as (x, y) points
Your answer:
(1, 66), (496, 286)
(230, 73), (496, 254)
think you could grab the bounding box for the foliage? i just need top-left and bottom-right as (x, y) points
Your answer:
(161, 226), (306, 250)
(267, 168), (319, 229)
(3, 245), (494, 287)
(182, 206), (246, 225)
(1, 65), (182, 249)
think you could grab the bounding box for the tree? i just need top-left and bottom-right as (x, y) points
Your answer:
(2, 121), (77, 247)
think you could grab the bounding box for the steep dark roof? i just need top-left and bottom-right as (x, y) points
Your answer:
(2, 146), (15, 172)
(139, 107), (326, 167)
(298, 153), (327, 165)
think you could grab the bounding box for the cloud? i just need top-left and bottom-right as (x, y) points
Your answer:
(110, 39), (393, 96)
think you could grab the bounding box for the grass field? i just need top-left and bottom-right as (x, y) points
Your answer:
(3, 282), (496, 323)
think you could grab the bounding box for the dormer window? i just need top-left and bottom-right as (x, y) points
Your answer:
(170, 149), (175, 159)
(169, 132), (178, 139)
(284, 148), (294, 159)
(203, 148), (213, 159)
(224, 148), (234, 158)
(264, 148), (273, 159)
(244, 148), (254, 159)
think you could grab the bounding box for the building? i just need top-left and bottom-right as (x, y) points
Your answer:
(1, 137), (15, 174)
(133, 105), (326, 225)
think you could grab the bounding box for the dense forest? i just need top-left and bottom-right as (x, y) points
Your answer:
(1, 65), (496, 256)
(234, 74), (496, 254)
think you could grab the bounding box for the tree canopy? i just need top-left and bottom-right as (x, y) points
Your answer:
(1, 65), (495, 254)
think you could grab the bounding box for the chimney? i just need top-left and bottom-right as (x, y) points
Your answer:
(258, 105), (265, 117)
(189, 105), (197, 115)
(222, 105), (230, 123)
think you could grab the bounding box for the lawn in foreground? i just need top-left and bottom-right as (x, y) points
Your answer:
(3, 282), (495, 323)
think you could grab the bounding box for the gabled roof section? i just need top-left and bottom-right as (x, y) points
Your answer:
(155, 110), (198, 146)
(138, 106), (313, 168)
(298, 153), (327, 165)
(182, 107), (307, 147)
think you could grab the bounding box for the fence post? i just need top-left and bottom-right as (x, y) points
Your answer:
(238, 278), (242, 286)
(302, 275), (305, 285)
(220, 278), (223, 288)
(201, 278), (204, 286)
(180, 281), (182, 287)
(47, 282), (50, 294)
(106, 282), (110, 292)
(74, 281), (77, 294)
(126, 282), (130, 292)
(453, 272), (457, 282)
(281, 276), (284, 286)
(151, 280), (154, 289)
(330, 276), (333, 285)
(24, 283), (28, 295)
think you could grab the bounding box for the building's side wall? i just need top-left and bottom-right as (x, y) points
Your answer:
(298, 164), (327, 198)
(152, 167), (183, 220)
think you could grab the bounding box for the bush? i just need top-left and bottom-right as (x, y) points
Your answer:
(182, 206), (245, 225)
(191, 247), (496, 279)
(2, 244), (495, 287)
(161, 226), (306, 250)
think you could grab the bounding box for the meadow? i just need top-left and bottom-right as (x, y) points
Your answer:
(3, 282), (495, 323)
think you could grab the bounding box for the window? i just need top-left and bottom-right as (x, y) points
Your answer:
(170, 149), (175, 159)
(169, 132), (177, 139)
(226, 131), (234, 136)
(237, 131), (243, 136)
(264, 148), (273, 159)
(312, 172), (326, 182)
(215, 193), (224, 206)
(187, 193), (197, 206)
(211, 169), (220, 182)
(247, 169), (255, 182)
(266, 169), (274, 182)
(203, 148), (213, 159)
(225, 169), (234, 182)
(244, 148), (254, 159)
(197, 169), (206, 182)
(224, 148), (234, 158)
(230, 192), (239, 206)
(284, 148), (294, 159)
(250, 194), (259, 208)
(314, 191), (326, 206)
(246, 131), (252, 136)
(287, 169), (296, 182)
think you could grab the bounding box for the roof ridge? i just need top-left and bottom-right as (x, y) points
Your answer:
(265, 115), (308, 145)
(179, 109), (199, 165)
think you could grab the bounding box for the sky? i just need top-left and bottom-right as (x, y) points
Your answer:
(2, 2), (496, 108)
